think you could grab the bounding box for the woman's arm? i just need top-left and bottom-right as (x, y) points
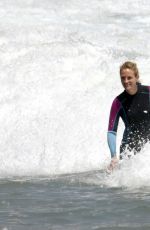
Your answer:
(107, 131), (117, 158)
(107, 98), (122, 158)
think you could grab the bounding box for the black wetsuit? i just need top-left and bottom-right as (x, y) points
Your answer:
(107, 83), (150, 158)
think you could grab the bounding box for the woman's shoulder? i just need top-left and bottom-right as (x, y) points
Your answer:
(139, 84), (150, 93)
(111, 91), (125, 107)
(116, 90), (126, 103)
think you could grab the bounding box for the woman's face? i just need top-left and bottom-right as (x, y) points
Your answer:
(120, 68), (138, 95)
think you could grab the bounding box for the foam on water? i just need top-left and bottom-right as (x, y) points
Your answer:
(1, 0), (150, 187)
(104, 143), (150, 189)
(71, 144), (150, 190)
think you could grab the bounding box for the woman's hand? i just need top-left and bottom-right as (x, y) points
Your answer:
(107, 156), (119, 172)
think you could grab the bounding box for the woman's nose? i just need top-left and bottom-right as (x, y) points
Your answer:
(124, 78), (128, 83)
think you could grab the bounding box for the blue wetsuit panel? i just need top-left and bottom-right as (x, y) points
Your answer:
(107, 131), (117, 158)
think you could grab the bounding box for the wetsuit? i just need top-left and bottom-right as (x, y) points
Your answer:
(107, 83), (150, 159)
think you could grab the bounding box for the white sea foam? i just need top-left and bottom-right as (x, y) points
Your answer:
(104, 143), (150, 189)
(0, 0), (150, 182)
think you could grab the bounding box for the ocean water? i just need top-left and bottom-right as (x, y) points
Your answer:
(1, 0), (150, 229)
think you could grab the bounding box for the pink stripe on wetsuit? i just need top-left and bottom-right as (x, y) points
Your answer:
(108, 98), (122, 132)
(107, 98), (122, 157)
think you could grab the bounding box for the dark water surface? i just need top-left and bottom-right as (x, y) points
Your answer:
(0, 171), (150, 230)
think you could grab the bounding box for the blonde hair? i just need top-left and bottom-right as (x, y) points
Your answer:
(120, 61), (139, 79)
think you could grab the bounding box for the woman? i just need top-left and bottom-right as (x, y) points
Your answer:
(107, 61), (150, 170)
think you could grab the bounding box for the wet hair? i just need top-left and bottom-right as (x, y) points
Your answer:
(120, 61), (139, 79)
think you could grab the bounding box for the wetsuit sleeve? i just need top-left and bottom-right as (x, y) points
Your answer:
(107, 98), (122, 158)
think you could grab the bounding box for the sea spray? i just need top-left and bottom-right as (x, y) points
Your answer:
(0, 0), (150, 178)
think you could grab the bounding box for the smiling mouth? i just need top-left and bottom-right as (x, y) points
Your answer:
(124, 84), (131, 88)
